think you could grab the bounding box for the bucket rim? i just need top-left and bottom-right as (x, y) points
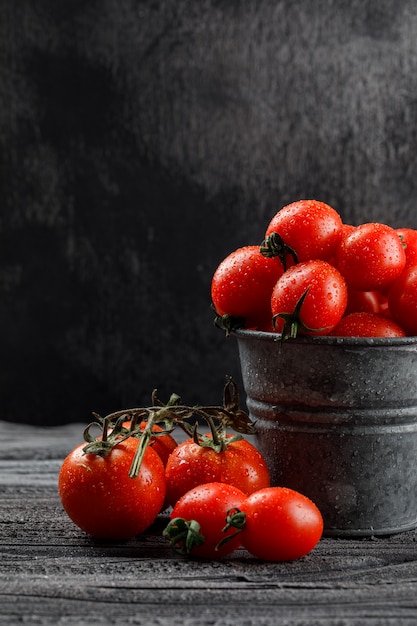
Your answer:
(233, 328), (417, 347)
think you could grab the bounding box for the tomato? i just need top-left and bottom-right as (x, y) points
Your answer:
(340, 223), (356, 237)
(270, 260), (347, 338)
(388, 265), (417, 335)
(345, 288), (381, 316)
(329, 312), (406, 337)
(58, 438), (166, 539)
(211, 245), (284, 332)
(142, 424), (177, 466)
(396, 227), (417, 267)
(164, 434), (270, 508)
(163, 482), (247, 558)
(120, 421), (177, 467)
(378, 292), (391, 317)
(227, 487), (323, 561)
(335, 222), (406, 291)
(264, 199), (343, 263)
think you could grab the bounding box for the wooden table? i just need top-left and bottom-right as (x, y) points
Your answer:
(1, 420), (417, 625)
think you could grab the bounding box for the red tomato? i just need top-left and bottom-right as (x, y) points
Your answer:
(143, 424), (177, 466)
(58, 438), (166, 539)
(265, 199), (343, 263)
(121, 421), (177, 467)
(211, 245), (284, 331)
(335, 222), (406, 291)
(388, 265), (417, 335)
(270, 260), (348, 337)
(163, 482), (247, 558)
(345, 288), (381, 316)
(377, 292), (391, 317)
(164, 435), (270, 508)
(235, 487), (323, 561)
(340, 223), (356, 237)
(329, 312), (406, 337)
(396, 227), (417, 267)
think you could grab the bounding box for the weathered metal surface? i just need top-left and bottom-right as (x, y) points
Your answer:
(235, 331), (417, 537)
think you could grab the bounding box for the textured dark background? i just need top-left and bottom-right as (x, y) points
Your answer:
(1, 0), (417, 425)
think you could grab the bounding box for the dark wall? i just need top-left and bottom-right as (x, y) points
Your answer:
(2, 0), (417, 424)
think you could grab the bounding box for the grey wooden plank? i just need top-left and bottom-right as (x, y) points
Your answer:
(0, 421), (189, 462)
(1, 582), (417, 625)
(0, 421), (88, 460)
(1, 423), (417, 625)
(1, 489), (417, 624)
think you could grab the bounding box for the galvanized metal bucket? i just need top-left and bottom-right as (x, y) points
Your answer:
(234, 329), (417, 537)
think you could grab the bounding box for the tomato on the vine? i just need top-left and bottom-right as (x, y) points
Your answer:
(335, 222), (406, 291)
(211, 245), (284, 332)
(224, 487), (323, 561)
(164, 434), (270, 508)
(142, 423), (177, 466)
(270, 260), (347, 338)
(119, 421), (177, 467)
(329, 312), (406, 337)
(58, 438), (166, 540)
(163, 482), (246, 558)
(263, 199), (343, 264)
(388, 265), (417, 335)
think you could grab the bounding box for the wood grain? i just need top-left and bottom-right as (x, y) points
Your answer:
(1, 422), (417, 624)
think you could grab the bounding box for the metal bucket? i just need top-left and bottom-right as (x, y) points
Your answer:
(234, 329), (417, 537)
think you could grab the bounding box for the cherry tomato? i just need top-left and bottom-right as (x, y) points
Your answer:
(329, 312), (406, 337)
(164, 434), (270, 508)
(163, 482), (247, 558)
(345, 288), (381, 316)
(264, 199), (343, 263)
(232, 487), (323, 561)
(121, 421), (177, 467)
(58, 438), (166, 539)
(388, 265), (417, 335)
(340, 223), (356, 237)
(142, 424), (177, 466)
(396, 227), (417, 267)
(211, 245), (284, 331)
(270, 260), (347, 338)
(377, 292), (391, 317)
(335, 222), (406, 291)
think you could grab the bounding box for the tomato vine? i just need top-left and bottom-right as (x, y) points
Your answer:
(81, 377), (256, 478)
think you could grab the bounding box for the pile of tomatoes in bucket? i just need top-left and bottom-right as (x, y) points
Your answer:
(211, 199), (417, 339)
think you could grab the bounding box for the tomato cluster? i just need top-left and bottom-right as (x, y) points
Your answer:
(164, 482), (323, 561)
(58, 429), (271, 535)
(58, 382), (323, 561)
(211, 199), (416, 338)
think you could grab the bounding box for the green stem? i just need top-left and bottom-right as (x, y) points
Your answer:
(128, 406), (171, 478)
(216, 507), (247, 550)
(260, 231), (298, 270)
(162, 517), (205, 555)
(81, 378), (256, 475)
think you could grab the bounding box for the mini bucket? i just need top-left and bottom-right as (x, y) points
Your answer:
(234, 329), (417, 537)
